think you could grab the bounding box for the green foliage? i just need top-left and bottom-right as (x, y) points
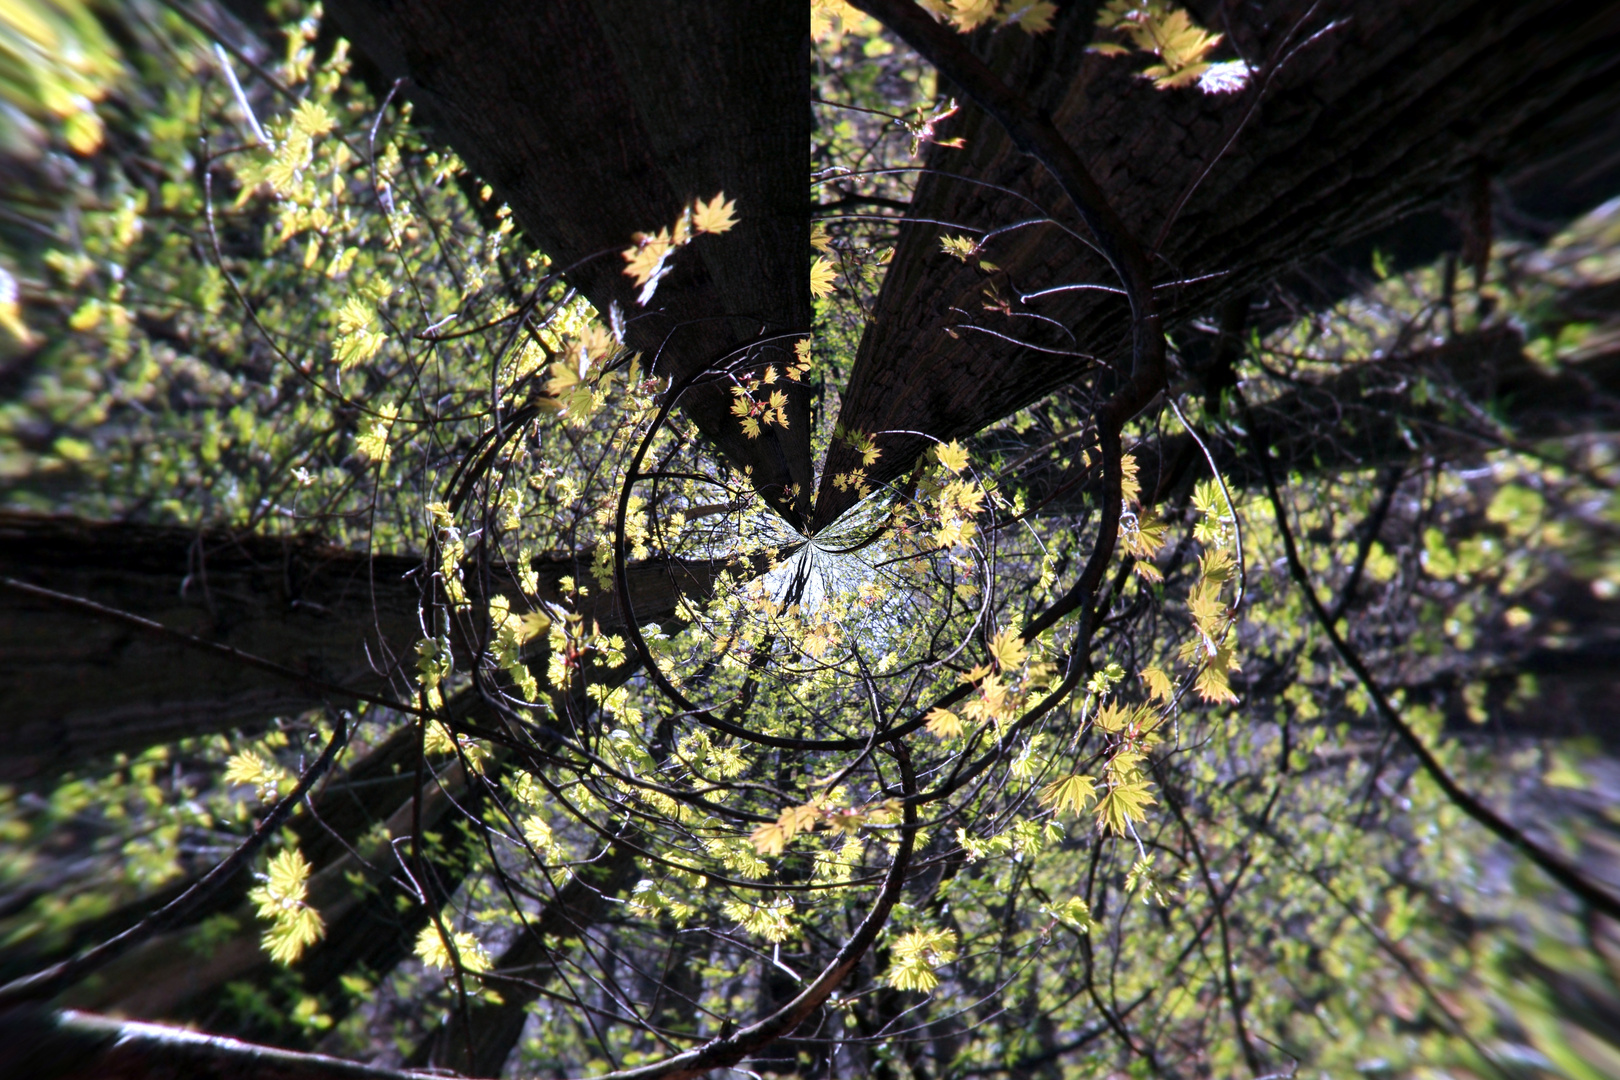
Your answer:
(0, 7), (1616, 1080)
(248, 848), (324, 966)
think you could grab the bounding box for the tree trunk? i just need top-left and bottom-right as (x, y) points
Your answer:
(0, 723), (420, 986)
(814, 0), (1620, 527)
(0, 513), (757, 782)
(323, 0), (816, 527)
(57, 753), (476, 1022)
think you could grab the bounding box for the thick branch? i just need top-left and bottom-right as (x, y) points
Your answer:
(0, 719), (348, 1009)
(0, 514), (747, 781)
(0, 1009), (436, 1080)
(1005, 327), (1620, 515)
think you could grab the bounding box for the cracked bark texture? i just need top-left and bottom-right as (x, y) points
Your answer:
(814, 0), (1620, 527)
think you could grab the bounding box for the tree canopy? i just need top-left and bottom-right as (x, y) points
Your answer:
(2, 2), (1620, 1079)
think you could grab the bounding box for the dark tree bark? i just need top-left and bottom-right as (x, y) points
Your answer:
(1258, 105), (1620, 328)
(323, 0), (816, 527)
(0, 514), (758, 782)
(815, 0), (1620, 527)
(0, 514), (420, 782)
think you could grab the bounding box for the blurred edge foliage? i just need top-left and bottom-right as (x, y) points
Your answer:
(0, 3), (1618, 1080)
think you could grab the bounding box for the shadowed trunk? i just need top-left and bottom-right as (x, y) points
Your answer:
(815, 0), (1620, 527)
(22, 646), (655, 1047)
(0, 723), (421, 986)
(324, 0), (816, 527)
(0, 514), (760, 782)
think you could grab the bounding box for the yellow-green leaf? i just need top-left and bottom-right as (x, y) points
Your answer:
(1039, 773), (1098, 817)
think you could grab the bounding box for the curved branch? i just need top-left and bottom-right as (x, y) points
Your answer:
(0, 718), (349, 1008)
(1245, 398), (1620, 923)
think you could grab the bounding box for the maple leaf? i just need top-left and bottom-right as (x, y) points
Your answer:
(1186, 578), (1227, 640)
(1191, 477), (1231, 519)
(1051, 896), (1096, 932)
(809, 256), (837, 298)
(290, 99), (335, 138)
(249, 848), (325, 965)
(1145, 60), (1213, 89)
(885, 928), (958, 992)
(926, 707), (965, 739)
(223, 750), (281, 788)
(767, 389), (789, 426)
(988, 627), (1028, 672)
(947, 0), (997, 31)
(1039, 773), (1098, 817)
(824, 808), (868, 836)
(1126, 509), (1167, 560)
(753, 803), (824, 854)
(958, 662), (993, 685)
(578, 323), (616, 362)
(1106, 748), (1146, 782)
(262, 848), (311, 902)
(1199, 545), (1233, 584)
(1003, 0), (1057, 32)
(1141, 665), (1174, 702)
(945, 480), (985, 516)
(622, 228), (672, 287)
(516, 609), (551, 643)
(415, 923), (491, 974)
(781, 802), (822, 836)
(1095, 778), (1157, 835)
(692, 192), (738, 235)
(1093, 701), (1133, 734)
(750, 821), (788, 856)
(790, 338), (813, 379)
(545, 360), (581, 396)
(937, 440), (969, 473)
(963, 674), (1009, 723)
(1194, 662), (1238, 704)
(1120, 451), (1142, 506)
(810, 223), (833, 252)
(1151, 8), (1221, 70)
(940, 234), (978, 262)
(355, 404), (398, 464)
